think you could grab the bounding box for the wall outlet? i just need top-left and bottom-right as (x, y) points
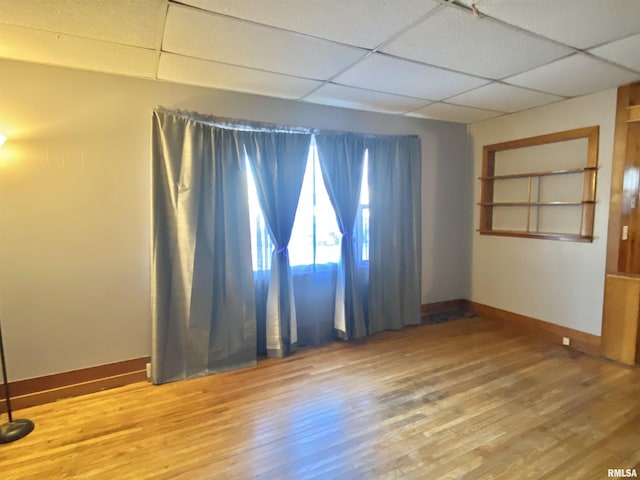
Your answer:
(146, 362), (151, 379)
(562, 337), (571, 346)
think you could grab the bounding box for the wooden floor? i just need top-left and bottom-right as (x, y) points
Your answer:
(1, 317), (639, 480)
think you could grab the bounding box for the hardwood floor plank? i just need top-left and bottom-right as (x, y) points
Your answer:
(1, 317), (638, 479)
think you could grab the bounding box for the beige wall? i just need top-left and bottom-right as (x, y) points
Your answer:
(0, 58), (470, 381)
(469, 89), (617, 336)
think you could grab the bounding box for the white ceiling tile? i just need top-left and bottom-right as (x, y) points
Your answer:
(176, 0), (440, 48)
(333, 53), (489, 100)
(382, 6), (573, 79)
(447, 83), (563, 113)
(407, 103), (502, 123)
(303, 84), (430, 115)
(158, 53), (322, 100)
(457, 0), (640, 49)
(0, 0), (633, 119)
(505, 53), (640, 98)
(0, 24), (157, 78)
(0, 0), (167, 49)
(590, 34), (640, 74)
(163, 4), (365, 80)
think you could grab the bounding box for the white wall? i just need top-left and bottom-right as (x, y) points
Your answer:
(469, 89), (617, 336)
(0, 58), (470, 381)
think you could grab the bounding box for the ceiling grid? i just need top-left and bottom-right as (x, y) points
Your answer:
(0, 0), (638, 123)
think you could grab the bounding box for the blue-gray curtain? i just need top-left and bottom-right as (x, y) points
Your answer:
(315, 134), (367, 340)
(244, 131), (312, 357)
(367, 136), (422, 334)
(151, 110), (256, 384)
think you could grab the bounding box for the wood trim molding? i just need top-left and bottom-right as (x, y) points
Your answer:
(468, 302), (601, 356)
(483, 126), (601, 152)
(1, 356), (149, 413)
(607, 83), (634, 272)
(421, 299), (469, 317)
(628, 105), (640, 124)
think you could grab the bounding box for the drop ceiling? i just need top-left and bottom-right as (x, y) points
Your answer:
(0, 0), (639, 124)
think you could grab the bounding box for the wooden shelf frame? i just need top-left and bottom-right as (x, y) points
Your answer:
(479, 126), (599, 241)
(479, 166), (597, 181)
(476, 229), (594, 243)
(479, 201), (594, 207)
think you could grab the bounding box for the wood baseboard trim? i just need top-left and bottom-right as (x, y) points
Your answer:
(0, 302), (603, 412)
(1, 357), (150, 413)
(468, 302), (601, 356)
(421, 299), (469, 317)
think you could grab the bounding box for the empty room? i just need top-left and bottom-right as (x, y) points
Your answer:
(0, 1), (639, 478)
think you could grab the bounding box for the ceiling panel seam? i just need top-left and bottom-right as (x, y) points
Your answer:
(296, 5), (447, 102)
(154, 1), (171, 80)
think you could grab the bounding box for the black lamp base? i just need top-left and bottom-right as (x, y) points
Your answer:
(0, 418), (34, 444)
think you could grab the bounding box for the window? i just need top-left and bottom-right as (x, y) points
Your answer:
(246, 138), (369, 271)
(246, 162), (273, 271)
(356, 151), (369, 262)
(288, 140), (341, 267)
(479, 126), (599, 242)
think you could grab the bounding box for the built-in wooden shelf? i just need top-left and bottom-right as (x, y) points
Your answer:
(479, 126), (599, 241)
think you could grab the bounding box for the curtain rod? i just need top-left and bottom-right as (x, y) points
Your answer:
(154, 107), (421, 140)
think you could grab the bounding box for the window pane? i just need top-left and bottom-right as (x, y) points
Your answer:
(314, 154), (341, 266)
(289, 142), (341, 267)
(357, 151), (369, 263)
(360, 151), (369, 204)
(246, 157), (273, 271)
(361, 207), (369, 262)
(246, 140), (367, 272)
(288, 149), (316, 267)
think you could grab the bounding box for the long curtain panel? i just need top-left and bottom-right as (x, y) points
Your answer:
(244, 131), (312, 357)
(151, 110), (257, 384)
(315, 134), (367, 340)
(367, 135), (422, 334)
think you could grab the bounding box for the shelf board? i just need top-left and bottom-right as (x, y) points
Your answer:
(479, 166), (596, 181)
(478, 201), (593, 206)
(478, 229), (593, 242)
